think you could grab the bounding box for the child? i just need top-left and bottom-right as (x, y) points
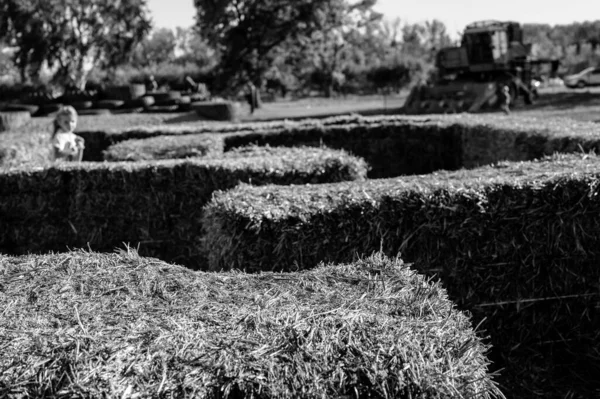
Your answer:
(498, 85), (511, 115)
(51, 106), (85, 162)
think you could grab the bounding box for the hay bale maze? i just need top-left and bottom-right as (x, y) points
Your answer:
(0, 250), (501, 398)
(0, 145), (367, 268)
(4, 112), (600, 397)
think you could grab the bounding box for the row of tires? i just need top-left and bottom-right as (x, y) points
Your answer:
(1, 91), (206, 118)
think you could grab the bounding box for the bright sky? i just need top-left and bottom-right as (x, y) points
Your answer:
(148, 0), (600, 38)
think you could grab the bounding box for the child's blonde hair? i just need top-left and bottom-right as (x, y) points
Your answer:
(52, 105), (78, 138)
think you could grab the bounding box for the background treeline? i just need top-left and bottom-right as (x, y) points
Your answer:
(0, 0), (599, 101)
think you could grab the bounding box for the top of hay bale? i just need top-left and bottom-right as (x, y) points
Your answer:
(0, 250), (503, 398)
(210, 153), (600, 221)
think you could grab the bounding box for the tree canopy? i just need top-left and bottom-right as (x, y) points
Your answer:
(194, 0), (377, 92)
(0, 0), (152, 89)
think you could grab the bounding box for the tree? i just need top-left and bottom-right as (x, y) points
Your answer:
(194, 0), (341, 93)
(174, 27), (218, 70)
(299, 0), (382, 97)
(0, 0), (152, 89)
(133, 28), (177, 67)
(422, 20), (453, 62)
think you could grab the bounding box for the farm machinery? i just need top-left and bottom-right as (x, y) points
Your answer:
(403, 20), (560, 114)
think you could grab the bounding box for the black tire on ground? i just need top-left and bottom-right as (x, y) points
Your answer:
(576, 81), (586, 89)
(95, 100), (125, 110)
(178, 103), (193, 112)
(35, 103), (63, 117)
(111, 107), (144, 115)
(0, 111), (31, 132)
(124, 96), (156, 109)
(144, 105), (180, 113)
(103, 86), (133, 102)
(70, 101), (93, 110)
(130, 84), (146, 99)
(64, 90), (96, 103)
(77, 108), (111, 116)
(192, 101), (238, 121)
(150, 91), (182, 104)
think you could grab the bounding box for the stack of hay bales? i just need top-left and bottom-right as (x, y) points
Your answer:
(0, 251), (503, 399)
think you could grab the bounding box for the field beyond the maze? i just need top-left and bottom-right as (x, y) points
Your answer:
(2, 87), (600, 398)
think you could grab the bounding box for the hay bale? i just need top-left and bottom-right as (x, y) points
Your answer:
(0, 250), (503, 399)
(202, 153), (600, 398)
(75, 114), (375, 158)
(224, 119), (463, 178)
(103, 133), (225, 161)
(1, 146), (367, 268)
(0, 111), (31, 132)
(193, 101), (238, 121)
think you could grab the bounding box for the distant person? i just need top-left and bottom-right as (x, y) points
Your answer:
(50, 106), (85, 162)
(185, 76), (200, 92)
(146, 75), (158, 92)
(498, 84), (511, 115)
(246, 82), (260, 114)
(185, 76), (210, 99)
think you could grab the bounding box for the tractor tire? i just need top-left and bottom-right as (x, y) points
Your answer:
(144, 105), (180, 113)
(70, 101), (93, 111)
(35, 103), (63, 117)
(192, 101), (238, 121)
(78, 108), (111, 116)
(123, 96), (155, 109)
(111, 107), (144, 115)
(151, 91), (182, 104)
(95, 100), (125, 110)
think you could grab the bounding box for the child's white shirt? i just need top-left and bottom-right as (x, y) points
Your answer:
(53, 132), (79, 154)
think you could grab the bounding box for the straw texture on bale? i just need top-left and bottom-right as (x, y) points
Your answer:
(103, 133), (225, 161)
(75, 114), (369, 161)
(0, 250), (504, 399)
(0, 146), (367, 269)
(100, 113), (600, 179)
(224, 114), (600, 178)
(202, 153), (600, 398)
(0, 111), (31, 132)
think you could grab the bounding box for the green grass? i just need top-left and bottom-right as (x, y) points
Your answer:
(0, 250), (503, 399)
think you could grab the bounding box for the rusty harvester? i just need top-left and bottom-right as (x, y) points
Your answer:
(403, 20), (559, 114)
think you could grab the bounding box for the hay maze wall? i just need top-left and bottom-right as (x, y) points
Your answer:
(3, 113), (600, 398)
